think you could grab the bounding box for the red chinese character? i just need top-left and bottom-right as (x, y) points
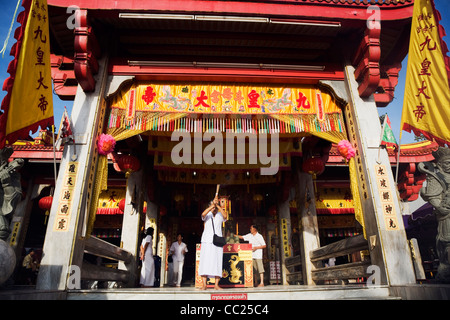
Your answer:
(419, 58), (432, 76)
(37, 94), (48, 113)
(142, 86), (156, 105)
(416, 80), (431, 99)
(35, 46), (45, 66)
(419, 35), (436, 52)
(414, 102), (426, 121)
(33, 26), (47, 43)
(296, 92), (311, 109)
(36, 71), (48, 90)
(247, 90), (260, 108)
(195, 90), (210, 108)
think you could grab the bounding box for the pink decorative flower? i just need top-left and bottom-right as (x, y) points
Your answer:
(338, 140), (356, 160)
(98, 134), (116, 155)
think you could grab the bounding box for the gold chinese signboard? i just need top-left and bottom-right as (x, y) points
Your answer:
(54, 162), (78, 232)
(374, 164), (399, 231)
(280, 218), (291, 258)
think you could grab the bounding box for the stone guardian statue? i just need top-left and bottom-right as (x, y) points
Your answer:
(0, 147), (24, 241)
(418, 147), (450, 283)
(0, 146), (24, 286)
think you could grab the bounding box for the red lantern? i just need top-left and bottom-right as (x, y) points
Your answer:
(268, 205), (277, 217)
(38, 196), (53, 225)
(39, 196), (53, 211)
(116, 154), (140, 176)
(302, 157), (325, 178)
(118, 199), (125, 213)
(159, 205), (167, 216)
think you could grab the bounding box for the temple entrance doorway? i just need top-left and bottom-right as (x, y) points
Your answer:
(155, 179), (281, 286)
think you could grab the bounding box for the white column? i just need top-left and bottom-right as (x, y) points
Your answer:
(118, 168), (144, 287)
(296, 171), (320, 285)
(343, 65), (416, 285)
(37, 57), (109, 290)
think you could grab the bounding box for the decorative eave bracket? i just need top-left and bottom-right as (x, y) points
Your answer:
(352, 25), (402, 107)
(74, 9), (101, 92)
(374, 63), (402, 108)
(352, 26), (381, 99)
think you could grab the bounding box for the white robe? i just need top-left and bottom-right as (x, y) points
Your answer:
(198, 211), (226, 278)
(140, 235), (155, 286)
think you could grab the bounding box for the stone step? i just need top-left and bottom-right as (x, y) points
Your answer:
(66, 285), (395, 300)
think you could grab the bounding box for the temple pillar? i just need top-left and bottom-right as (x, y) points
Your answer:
(36, 57), (109, 290)
(118, 167), (145, 287)
(342, 65), (416, 285)
(296, 170), (321, 285)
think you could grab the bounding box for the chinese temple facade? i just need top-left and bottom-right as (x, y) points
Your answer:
(6, 0), (444, 297)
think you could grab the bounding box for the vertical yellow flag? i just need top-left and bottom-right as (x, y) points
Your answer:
(5, 0), (53, 144)
(400, 0), (450, 146)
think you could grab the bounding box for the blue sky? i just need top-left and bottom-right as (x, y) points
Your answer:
(0, 0), (449, 143)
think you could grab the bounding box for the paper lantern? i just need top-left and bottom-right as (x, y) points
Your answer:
(38, 196), (53, 211)
(38, 196), (53, 224)
(118, 199), (125, 213)
(159, 205), (167, 216)
(268, 205), (277, 216)
(116, 154), (140, 176)
(302, 157), (325, 178)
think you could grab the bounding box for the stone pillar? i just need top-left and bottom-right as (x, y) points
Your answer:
(343, 65), (416, 285)
(36, 57), (109, 290)
(118, 167), (145, 287)
(296, 170), (321, 285)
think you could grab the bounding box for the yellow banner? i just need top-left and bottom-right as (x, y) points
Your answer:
(110, 83), (341, 115)
(315, 187), (354, 214)
(6, 0), (53, 143)
(401, 0), (450, 146)
(107, 83), (345, 135)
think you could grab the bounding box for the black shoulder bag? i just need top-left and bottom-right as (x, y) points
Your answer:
(211, 215), (227, 247)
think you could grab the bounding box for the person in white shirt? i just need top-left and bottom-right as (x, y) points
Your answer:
(238, 224), (267, 287)
(199, 196), (227, 290)
(140, 227), (155, 288)
(169, 233), (188, 287)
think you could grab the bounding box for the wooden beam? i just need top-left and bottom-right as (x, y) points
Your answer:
(311, 261), (371, 281)
(84, 236), (133, 264)
(310, 234), (368, 263)
(48, 0), (414, 22)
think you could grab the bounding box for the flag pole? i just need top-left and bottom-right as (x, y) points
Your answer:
(377, 114), (387, 164)
(51, 124), (58, 189)
(395, 132), (402, 185)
